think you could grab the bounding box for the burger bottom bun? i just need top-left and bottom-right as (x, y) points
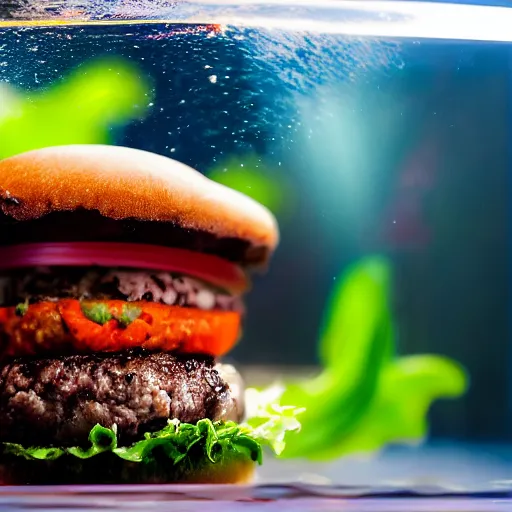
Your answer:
(0, 452), (255, 485)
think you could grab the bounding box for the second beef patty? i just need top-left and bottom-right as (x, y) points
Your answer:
(0, 349), (244, 447)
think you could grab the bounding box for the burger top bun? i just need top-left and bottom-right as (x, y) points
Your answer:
(0, 145), (279, 262)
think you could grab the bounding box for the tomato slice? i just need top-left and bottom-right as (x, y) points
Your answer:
(0, 300), (241, 359)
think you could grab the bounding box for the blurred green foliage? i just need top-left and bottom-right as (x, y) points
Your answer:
(277, 256), (467, 460)
(0, 57), (152, 159)
(208, 154), (294, 218)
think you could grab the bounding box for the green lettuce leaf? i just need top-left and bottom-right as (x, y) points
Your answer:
(309, 355), (466, 459)
(3, 445), (65, 461)
(242, 388), (305, 455)
(277, 256), (395, 458)
(68, 425), (118, 459)
(1, 402), (303, 467)
(272, 256), (468, 460)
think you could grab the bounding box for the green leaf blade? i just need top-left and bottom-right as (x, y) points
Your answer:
(279, 256), (395, 458)
(272, 256), (467, 461)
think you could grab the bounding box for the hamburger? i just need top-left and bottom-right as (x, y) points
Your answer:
(0, 145), (300, 485)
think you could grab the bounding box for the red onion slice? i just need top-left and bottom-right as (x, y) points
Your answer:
(0, 243), (248, 294)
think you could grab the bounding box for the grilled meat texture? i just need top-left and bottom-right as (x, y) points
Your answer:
(0, 349), (244, 447)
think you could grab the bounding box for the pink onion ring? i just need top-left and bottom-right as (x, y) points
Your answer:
(0, 243), (248, 294)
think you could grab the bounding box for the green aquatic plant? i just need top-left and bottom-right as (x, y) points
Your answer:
(264, 256), (467, 460)
(0, 57), (152, 159)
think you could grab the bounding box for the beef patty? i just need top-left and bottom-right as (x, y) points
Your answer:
(0, 349), (244, 447)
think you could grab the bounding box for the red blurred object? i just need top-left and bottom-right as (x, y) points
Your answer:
(380, 137), (438, 250)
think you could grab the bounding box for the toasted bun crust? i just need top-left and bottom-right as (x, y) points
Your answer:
(0, 145), (278, 255)
(0, 453), (255, 485)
